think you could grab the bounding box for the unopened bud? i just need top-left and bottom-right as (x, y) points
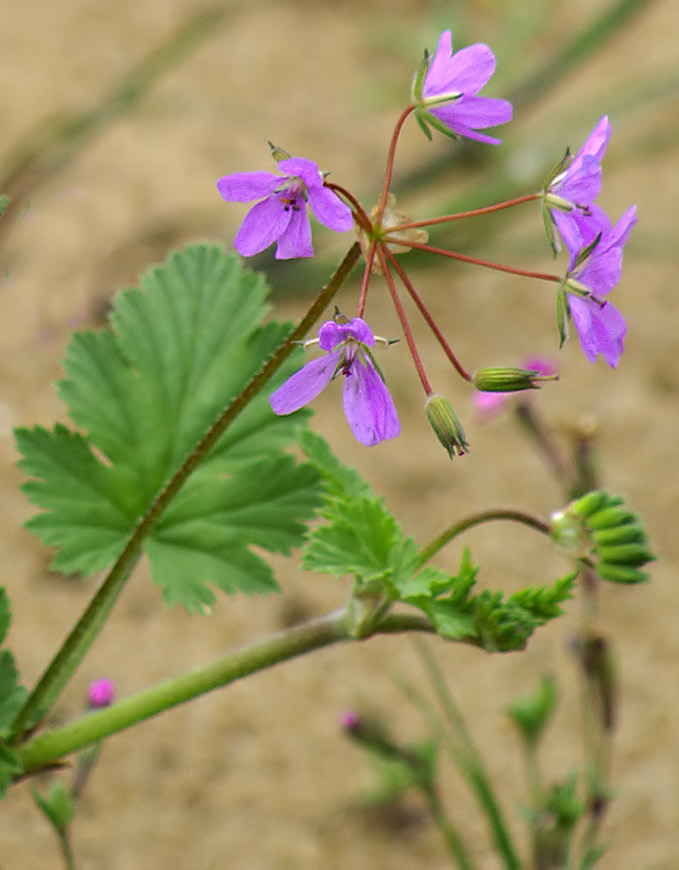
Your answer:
(268, 141), (291, 163)
(472, 366), (557, 393)
(88, 678), (115, 709)
(425, 395), (469, 459)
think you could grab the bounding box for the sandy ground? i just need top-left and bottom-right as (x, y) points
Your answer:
(0, 0), (678, 867)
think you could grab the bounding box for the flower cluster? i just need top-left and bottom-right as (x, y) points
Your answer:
(217, 29), (636, 449)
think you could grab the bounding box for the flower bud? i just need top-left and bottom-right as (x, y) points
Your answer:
(472, 366), (557, 392)
(88, 678), (115, 709)
(425, 395), (469, 458)
(267, 141), (291, 163)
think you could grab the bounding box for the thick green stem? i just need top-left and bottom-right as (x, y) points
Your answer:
(10, 242), (362, 743)
(16, 608), (432, 775)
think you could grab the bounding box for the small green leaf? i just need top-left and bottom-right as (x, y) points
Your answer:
(0, 589), (27, 737)
(16, 245), (321, 610)
(302, 433), (418, 588)
(0, 742), (22, 798)
(32, 782), (75, 830)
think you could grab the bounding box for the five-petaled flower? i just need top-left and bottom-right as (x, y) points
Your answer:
(217, 156), (354, 259)
(560, 206), (637, 368)
(412, 30), (513, 144)
(543, 116), (612, 253)
(270, 316), (400, 446)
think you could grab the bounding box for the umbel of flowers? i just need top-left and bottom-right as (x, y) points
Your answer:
(217, 30), (635, 453)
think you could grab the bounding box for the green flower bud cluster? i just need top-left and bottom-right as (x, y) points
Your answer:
(553, 490), (655, 584)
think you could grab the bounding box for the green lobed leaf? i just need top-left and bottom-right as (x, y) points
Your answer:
(301, 432), (418, 587)
(16, 245), (321, 611)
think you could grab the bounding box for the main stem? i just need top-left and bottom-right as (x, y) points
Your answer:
(10, 242), (362, 743)
(16, 608), (432, 775)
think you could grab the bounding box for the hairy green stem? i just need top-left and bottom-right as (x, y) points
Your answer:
(10, 242), (361, 742)
(16, 607), (432, 775)
(418, 508), (551, 567)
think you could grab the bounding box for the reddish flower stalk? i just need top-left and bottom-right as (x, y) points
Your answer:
(384, 247), (471, 381)
(377, 246), (433, 395)
(390, 238), (562, 283)
(391, 193), (541, 232)
(375, 105), (416, 225)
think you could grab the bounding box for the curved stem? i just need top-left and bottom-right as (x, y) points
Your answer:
(418, 508), (551, 567)
(16, 608), (433, 775)
(10, 242), (362, 743)
(376, 105), (415, 221)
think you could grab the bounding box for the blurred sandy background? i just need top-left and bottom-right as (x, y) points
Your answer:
(0, 0), (678, 867)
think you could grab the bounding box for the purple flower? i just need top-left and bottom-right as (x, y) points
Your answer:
(543, 116), (611, 253)
(413, 31), (512, 144)
(217, 156), (354, 260)
(561, 206), (637, 368)
(474, 358), (558, 420)
(88, 678), (115, 709)
(270, 317), (400, 446)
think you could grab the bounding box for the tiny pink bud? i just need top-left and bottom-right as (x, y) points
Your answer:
(88, 678), (115, 709)
(339, 709), (362, 733)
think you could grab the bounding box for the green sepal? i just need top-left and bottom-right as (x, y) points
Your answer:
(508, 674), (557, 748)
(413, 107), (434, 141)
(556, 286), (570, 348)
(32, 781), (75, 830)
(592, 524), (647, 547)
(410, 50), (430, 102)
(596, 563), (650, 584)
(596, 543), (655, 567)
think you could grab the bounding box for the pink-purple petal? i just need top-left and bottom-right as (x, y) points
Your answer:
(234, 197), (292, 257)
(426, 43), (496, 96)
(430, 95), (512, 142)
(569, 297), (626, 368)
(275, 205), (313, 259)
(342, 359), (400, 446)
(576, 116), (611, 163)
(278, 157), (323, 189)
(554, 154), (602, 204)
(270, 352), (341, 415)
(307, 185), (354, 232)
(319, 318), (375, 352)
(217, 172), (281, 203)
